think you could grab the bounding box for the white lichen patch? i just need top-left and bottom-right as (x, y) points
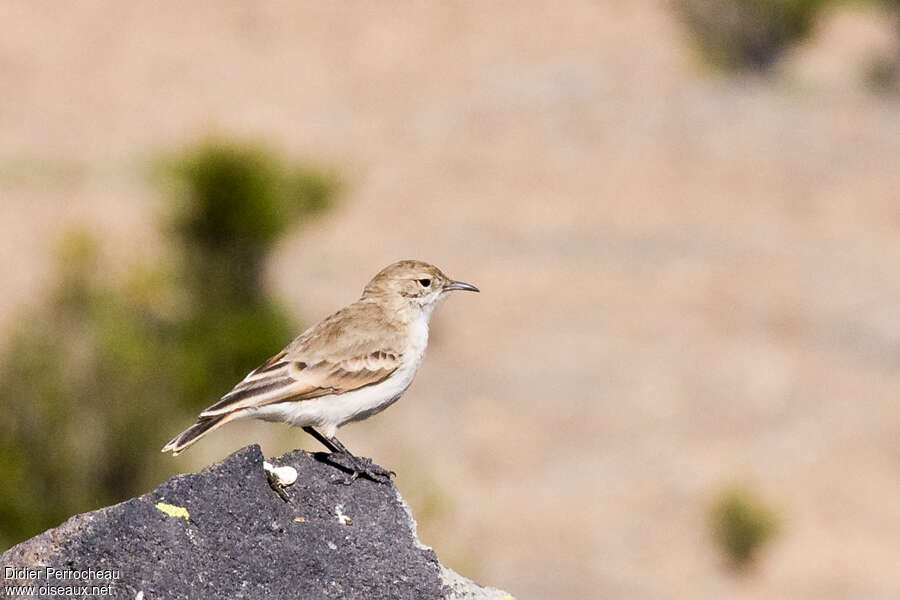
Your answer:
(334, 504), (352, 525)
(263, 461), (297, 486)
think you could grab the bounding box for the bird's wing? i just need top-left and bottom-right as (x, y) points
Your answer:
(199, 301), (404, 417)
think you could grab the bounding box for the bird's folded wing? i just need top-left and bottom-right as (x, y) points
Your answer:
(199, 349), (401, 417)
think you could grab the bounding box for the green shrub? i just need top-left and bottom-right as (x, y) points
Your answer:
(676, 0), (830, 71)
(710, 484), (780, 568)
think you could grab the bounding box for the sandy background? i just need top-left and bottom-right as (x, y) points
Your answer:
(2, 1), (900, 598)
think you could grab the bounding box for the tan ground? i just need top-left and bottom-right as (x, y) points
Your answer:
(2, 2), (900, 598)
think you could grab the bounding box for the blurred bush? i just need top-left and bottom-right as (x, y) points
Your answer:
(709, 484), (780, 569)
(676, 0), (830, 70)
(865, 4), (900, 93)
(0, 141), (340, 549)
(866, 53), (900, 92)
(161, 142), (339, 410)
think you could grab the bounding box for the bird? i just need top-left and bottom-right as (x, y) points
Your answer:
(162, 259), (479, 483)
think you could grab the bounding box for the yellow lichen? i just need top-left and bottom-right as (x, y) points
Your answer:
(155, 502), (190, 520)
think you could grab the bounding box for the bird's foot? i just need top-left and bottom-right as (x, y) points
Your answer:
(345, 458), (395, 486)
(328, 453), (395, 485)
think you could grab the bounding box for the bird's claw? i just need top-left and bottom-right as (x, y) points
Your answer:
(330, 454), (394, 485)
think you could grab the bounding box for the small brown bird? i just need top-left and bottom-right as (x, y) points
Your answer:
(162, 260), (478, 483)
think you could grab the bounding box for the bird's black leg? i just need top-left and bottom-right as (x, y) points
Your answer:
(302, 426), (342, 453)
(302, 426), (394, 484)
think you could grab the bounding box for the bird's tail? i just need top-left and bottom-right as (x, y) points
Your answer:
(161, 411), (243, 455)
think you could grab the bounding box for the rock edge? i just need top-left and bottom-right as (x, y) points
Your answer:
(1, 446), (513, 600)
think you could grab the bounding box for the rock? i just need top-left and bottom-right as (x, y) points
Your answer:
(1, 446), (513, 600)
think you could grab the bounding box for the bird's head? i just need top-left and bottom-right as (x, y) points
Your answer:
(362, 260), (479, 315)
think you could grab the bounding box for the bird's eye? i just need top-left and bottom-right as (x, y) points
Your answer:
(417, 278), (431, 287)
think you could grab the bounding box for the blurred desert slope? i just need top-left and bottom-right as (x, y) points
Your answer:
(1, 2), (899, 599)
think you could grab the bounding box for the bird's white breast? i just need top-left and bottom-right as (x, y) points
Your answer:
(252, 315), (430, 438)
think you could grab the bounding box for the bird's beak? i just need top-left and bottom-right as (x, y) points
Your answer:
(444, 280), (480, 293)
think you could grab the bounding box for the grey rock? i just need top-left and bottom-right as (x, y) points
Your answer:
(1, 446), (513, 600)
